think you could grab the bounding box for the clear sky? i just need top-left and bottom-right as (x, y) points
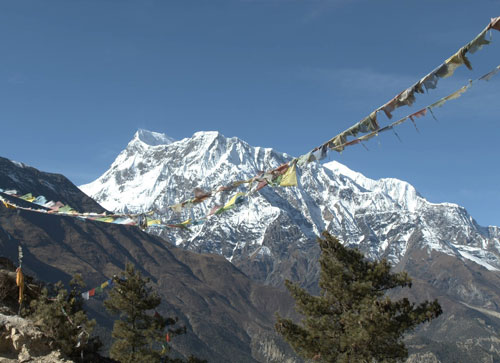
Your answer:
(0, 1), (499, 226)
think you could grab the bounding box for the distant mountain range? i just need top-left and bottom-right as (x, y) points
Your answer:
(1, 128), (500, 361)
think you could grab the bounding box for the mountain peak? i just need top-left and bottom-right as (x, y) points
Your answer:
(192, 130), (221, 138)
(133, 129), (175, 147)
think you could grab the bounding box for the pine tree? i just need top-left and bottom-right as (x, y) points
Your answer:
(104, 263), (185, 363)
(28, 274), (99, 359)
(276, 232), (442, 363)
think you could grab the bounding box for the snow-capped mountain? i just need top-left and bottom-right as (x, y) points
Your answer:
(80, 129), (500, 289)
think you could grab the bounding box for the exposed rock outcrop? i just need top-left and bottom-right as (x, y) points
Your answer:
(0, 313), (71, 363)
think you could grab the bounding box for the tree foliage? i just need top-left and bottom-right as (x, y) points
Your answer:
(28, 274), (99, 359)
(104, 263), (186, 363)
(276, 232), (442, 363)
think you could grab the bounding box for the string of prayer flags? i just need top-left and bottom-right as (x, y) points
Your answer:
(1, 57), (498, 234)
(81, 278), (114, 300)
(165, 219), (193, 229)
(1, 17), (499, 236)
(0, 192), (203, 231)
(299, 42), (500, 168)
(156, 15), (500, 217)
(165, 158), (298, 215)
(429, 82), (472, 109)
(380, 18), (497, 119)
(307, 63), (500, 159)
(295, 17), (499, 168)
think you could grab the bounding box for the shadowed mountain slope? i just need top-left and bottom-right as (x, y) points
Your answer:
(0, 197), (298, 362)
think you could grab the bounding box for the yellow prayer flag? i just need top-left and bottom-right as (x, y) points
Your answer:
(101, 281), (109, 289)
(443, 55), (462, 78)
(444, 84), (470, 101)
(96, 217), (115, 223)
(20, 193), (35, 202)
(16, 267), (24, 304)
(1, 200), (16, 209)
(147, 219), (161, 226)
(443, 47), (471, 78)
(280, 163), (298, 187)
(223, 192), (246, 209)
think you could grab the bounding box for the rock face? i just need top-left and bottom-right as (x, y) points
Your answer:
(0, 313), (71, 363)
(79, 130), (500, 361)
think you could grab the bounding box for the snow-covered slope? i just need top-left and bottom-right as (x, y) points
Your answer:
(80, 130), (500, 285)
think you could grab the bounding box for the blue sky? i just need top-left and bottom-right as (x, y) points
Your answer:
(0, 0), (499, 226)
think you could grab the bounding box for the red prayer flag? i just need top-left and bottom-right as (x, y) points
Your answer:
(166, 333), (171, 342)
(89, 288), (96, 297)
(409, 108), (427, 121)
(489, 17), (500, 31)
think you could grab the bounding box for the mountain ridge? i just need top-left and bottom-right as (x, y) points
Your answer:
(79, 129), (500, 272)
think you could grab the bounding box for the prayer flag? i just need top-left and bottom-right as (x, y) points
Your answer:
(20, 193), (35, 202)
(489, 16), (500, 31)
(479, 65), (500, 81)
(96, 216), (115, 223)
(443, 47), (472, 79)
(443, 84), (470, 102)
(223, 192), (246, 210)
(409, 108), (427, 121)
(147, 218), (161, 226)
(1, 200), (16, 209)
(16, 267), (24, 304)
(170, 203), (183, 213)
(33, 196), (48, 206)
(421, 73), (439, 91)
(208, 205), (222, 216)
(468, 29), (491, 54)
(280, 163), (298, 187)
